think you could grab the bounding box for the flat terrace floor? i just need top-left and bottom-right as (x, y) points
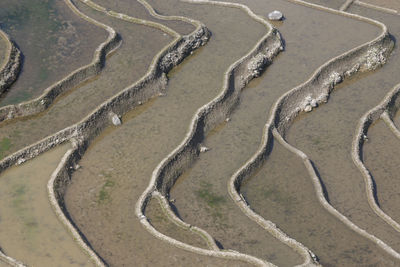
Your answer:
(64, 0), (297, 265)
(0, 0), (106, 106)
(1, 0), (400, 266)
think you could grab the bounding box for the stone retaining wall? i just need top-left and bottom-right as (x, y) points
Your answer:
(134, 1), (319, 266)
(229, 0), (400, 263)
(0, 0), (209, 265)
(0, 29), (22, 98)
(0, 0), (120, 123)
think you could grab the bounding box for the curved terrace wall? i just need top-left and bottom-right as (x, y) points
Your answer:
(229, 0), (400, 263)
(134, 1), (323, 266)
(0, 0), (120, 123)
(0, 29), (21, 98)
(352, 82), (400, 235)
(0, 0), (210, 265)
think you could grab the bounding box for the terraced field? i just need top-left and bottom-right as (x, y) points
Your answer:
(0, 0), (400, 266)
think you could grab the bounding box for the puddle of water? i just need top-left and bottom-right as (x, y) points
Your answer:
(65, 0), (279, 265)
(283, 4), (400, 262)
(145, 197), (209, 249)
(364, 119), (400, 224)
(168, 0), (387, 265)
(0, 143), (94, 266)
(94, 0), (195, 35)
(0, 1), (172, 160)
(0, 0), (106, 106)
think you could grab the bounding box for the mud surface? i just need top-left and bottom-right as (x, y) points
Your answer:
(0, 1), (171, 161)
(279, 4), (400, 265)
(0, 36), (6, 67)
(64, 1), (276, 265)
(94, 0), (195, 35)
(0, 143), (94, 266)
(169, 0), (386, 266)
(1, 0), (400, 266)
(0, 0), (106, 106)
(364, 119), (400, 225)
(361, 0), (400, 11)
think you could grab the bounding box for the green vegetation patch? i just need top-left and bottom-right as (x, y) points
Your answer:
(0, 137), (12, 159)
(195, 181), (226, 208)
(97, 172), (116, 204)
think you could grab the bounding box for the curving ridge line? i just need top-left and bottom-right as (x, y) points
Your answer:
(0, 0), (121, 124)
(133, 1), (321, 266)
(352, 82), (400, 234)
(0, 250), (24, 267)
(381, 110), (400, 139)
(229, 0), (400, 263)
(0, 29), (21, 98)
(0, 0), (210, 266)
(354, 0), (399, 15)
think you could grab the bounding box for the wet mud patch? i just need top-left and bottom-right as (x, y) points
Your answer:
(0, 143), (93, 266)
(0, 0), (106, 105)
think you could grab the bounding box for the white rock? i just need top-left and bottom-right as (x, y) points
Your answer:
(268, 10), (283, 21)
(110, 113), (121, 126)
(199, 146), (209, 153)
(310, 99), (318, 108)
(225, 117), (231, 122)
(304, 105), (312, 112)
(17, 158), (26, 165)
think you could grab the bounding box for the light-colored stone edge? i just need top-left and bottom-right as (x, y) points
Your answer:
(354, 0), (399, 15)
(47, 140), (105, 266)
(134, 1), (320, 266)
(381, 111), (400, 139)
(0, 1), (210, 266)
(229, 0), (400, 264)
(340, 0), (355, 11)
(0, 29), (22, 98)
(352, 83), (400, 235)
(0, 0), (121, 124)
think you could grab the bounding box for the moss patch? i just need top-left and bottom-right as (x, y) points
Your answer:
(0, 137), (12, 159)
(195, 181), (226, 208)
(97, 172), (116, 204)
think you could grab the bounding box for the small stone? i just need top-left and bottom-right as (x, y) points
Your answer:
(74, 164), (81, 170)
(304, 105), (312, 112)
(268, 10), (283, 21)
(110, 112), (121, 126)
(225, 117), (231, 122)
(199, 146), (209, 153)
(17, 158), (26, 165)
(310, 99), (318, 108)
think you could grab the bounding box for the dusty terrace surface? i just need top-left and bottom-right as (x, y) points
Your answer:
(0, 0), (400, 267)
